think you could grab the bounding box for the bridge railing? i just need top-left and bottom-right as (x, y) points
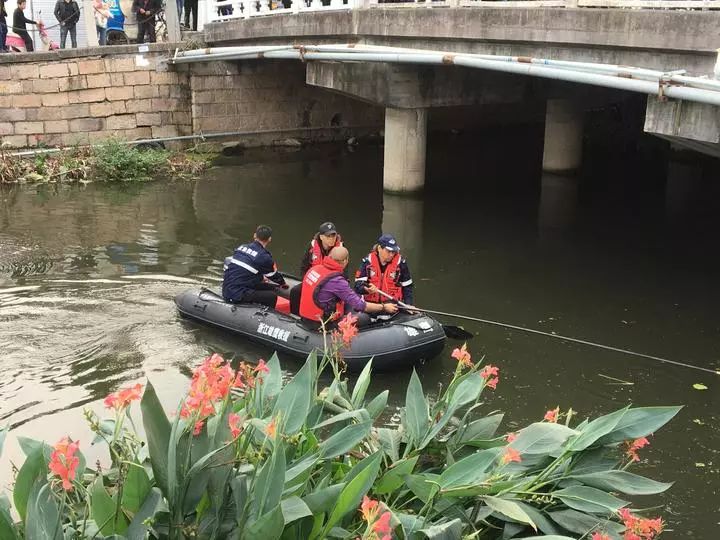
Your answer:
(201, 0), (720, 27)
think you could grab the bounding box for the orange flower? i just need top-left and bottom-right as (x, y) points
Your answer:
(544, 407), (560, 423)
(265, 417), (277, 439)
(361, 495), (379, 523)
(48, 437), (80, 491)
(506, 432), (517, 443)
(451, 343), (472, 368)
(181, 354), (236, 436)
(501, 446), (522, 465)
(619, 508), (664, 540)
(591, 533), (611, 540)
(624, 437), (650, 462)
(373, 511), (392, 536)
(104, 383), (143, 411)
(337, 313), (359, 346)
(479, 364), (499, 389)
(229, 413), (243, 439)
(254, 359), (270, 374)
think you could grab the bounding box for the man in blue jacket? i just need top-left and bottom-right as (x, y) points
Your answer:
(222, 225), (287, 308)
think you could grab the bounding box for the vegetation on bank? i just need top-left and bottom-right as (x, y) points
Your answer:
(0, 139), (211, 184)
(0, 320), (678, 540)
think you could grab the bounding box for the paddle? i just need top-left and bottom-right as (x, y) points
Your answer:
(374, 289), (474, 340)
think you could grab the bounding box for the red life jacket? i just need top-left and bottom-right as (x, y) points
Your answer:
(299, 258), (345, 322)
(308, 234), (343, 269)
(364, 250), (402, 303)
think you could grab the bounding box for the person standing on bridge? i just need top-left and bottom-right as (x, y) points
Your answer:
(354, 233), (414, 306)
(54, 0), (80, 49)
(222, 225), (288, 309)
(0, 0), (8, 52)
(133, 0), (160, 43)
(13, 0), (37, 52)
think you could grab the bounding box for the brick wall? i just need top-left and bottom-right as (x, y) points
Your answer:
(0, 46), (382, 150)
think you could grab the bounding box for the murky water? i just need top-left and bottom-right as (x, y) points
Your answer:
(1, 132), (719, 536)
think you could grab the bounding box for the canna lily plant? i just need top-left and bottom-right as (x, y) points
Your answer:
(0, 316), (679, 539)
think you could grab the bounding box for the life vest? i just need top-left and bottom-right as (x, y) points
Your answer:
(308, 234), (343, 269)
(299, 259), (345, 322)
(364, 250), (403, 303)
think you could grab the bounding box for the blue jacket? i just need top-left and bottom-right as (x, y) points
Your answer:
(222, 240), (285, 302)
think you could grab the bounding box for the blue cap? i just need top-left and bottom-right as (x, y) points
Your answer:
(378, 234), (400, 252)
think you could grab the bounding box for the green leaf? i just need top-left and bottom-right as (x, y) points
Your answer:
(596, 406), (682, 445)
(366, 391), (388, 419)
(351, 358), (373, 408)
(513, 502), (561, 536)
(439, 448), (502, 489)
(312, 409), (369, 430)
(90, 476), (129, 535)
(323, 452), (382, 536)
(246, 505), (284, 540)
(140, 380), (171, 497)
(253, 440), (287, 519)
(14, 446), (47, 521)
(126, 487), (163, 540)
(285, 453), (319, 487)
(273, 353), (315, 435)
(552, 486), (627, 515)
(0, 427), (7, 459)
(549, 509), (624, 536)
(281, 496), (313, 525)
(483, 496), (536, 530)
(232, 476), (249, 526)
(264, 353), (283, 399)
(121, 462), (152, 515)
(457, 413), (505, 444)
(510, 423), (578, 455)
(25, 481), (62, 540)
(375, 456), (419, 495)
(377, 428), (401, 462)
(302, 483), (345, 515)
(405, 474), (441, 504)
(418, 518), (463, 539)
(567, 407), (629, 452)
(318, 420), (372, 459)
(569, 470), (672, 495)
(0, 495), (18, 540)
(404, 370), (429, 449)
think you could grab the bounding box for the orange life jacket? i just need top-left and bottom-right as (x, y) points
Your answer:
(299, 258), (345, 322)
(308, 234), (343, 269)
(364, 250), (403, 303)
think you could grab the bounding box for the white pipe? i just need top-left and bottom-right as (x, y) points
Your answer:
(169, 45), (720, 106)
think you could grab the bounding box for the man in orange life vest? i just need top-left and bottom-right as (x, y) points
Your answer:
(299, 221), (343, 276)
(354, 234), (414, 306)
(299, 246), (398, 328)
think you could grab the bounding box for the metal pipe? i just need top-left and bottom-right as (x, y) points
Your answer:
(171, 46), (720, 107)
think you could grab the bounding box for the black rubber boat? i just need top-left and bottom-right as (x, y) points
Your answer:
(175, 287), (447, 371)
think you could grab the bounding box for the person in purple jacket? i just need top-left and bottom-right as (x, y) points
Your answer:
(299, 246), (398, 328)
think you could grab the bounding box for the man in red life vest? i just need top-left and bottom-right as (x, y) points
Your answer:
(354, 233), (414, 306)
(299, 221), (343, 276)
(299, 246), (398, 328)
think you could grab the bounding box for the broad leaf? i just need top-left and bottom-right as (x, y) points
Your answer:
(377, 428), (401, 462)
(121, 462), (152, 515)
(246, 505), (284, 540)
(253, 440), (286, 519)
(569, 470), (672, 495)
(13, 446), (47, 521)
(510, 423), (578, 455)
(552, 486), (627, 515)
(404, 369), (429, 448)
(302, 483), (345, 515)
(596, 406), (682, 445)
(483, 496), (536, 530)
(263, 353), (283, 399)
(281, 496), (313, 525)
(272, 353), (315, 435)
(567, 407), (628, 452)
(366, 391), (388, 420)
(513, 502), (562, 536)
(375, 456), (419, 495)
(25, 481), (61, 540)
(312, 409), (369, 430)
(127, 487), (163, 540)
(549, 509), (625, 536)
(318, 420), (372, 459)
(439, 448), (501, 489)
(0, 494), (17, 540)
(457, 413), (505, 444)
(418, 518), (463, 539)
(140, 381), (171, 496)
(405, 473), (441, 504)
(232, 475), (249, 526)
(351, 359), (373, 408)
(90, 476), (129, 535)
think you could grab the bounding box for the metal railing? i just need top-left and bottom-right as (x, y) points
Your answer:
(199, 0), (720, 26)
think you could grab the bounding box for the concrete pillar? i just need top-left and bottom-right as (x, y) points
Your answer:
(537, 172), (578, 243)
(383, 108), (427, 193)
(542, 99), (584, 174)
(382, 193), (424, 266)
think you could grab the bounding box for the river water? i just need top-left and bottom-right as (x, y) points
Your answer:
(0, 132), (719, 536)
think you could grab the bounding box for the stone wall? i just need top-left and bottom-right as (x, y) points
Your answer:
(0, 45), (383, 149)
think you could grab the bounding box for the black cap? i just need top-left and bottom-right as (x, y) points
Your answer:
(318, 222), (338, 235)
(378, 233), (400, 252)
(255, 225), (273, 241)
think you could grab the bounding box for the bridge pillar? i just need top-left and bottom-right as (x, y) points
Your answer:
(542, 99), (584, 174)
(384, 108), (427, 193)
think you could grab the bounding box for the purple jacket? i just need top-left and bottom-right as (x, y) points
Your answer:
(316, 275), (367, 313)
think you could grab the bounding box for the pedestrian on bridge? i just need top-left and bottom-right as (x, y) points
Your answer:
(0, 0), (7, 52)
(13, 0), (37, 52)
(54, 0), (80, 49)
(132, 0), (160, 43)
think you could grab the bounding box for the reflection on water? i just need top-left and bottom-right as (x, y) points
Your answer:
(0, 137), (719, 534)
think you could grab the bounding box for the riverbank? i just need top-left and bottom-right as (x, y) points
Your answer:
(0, 139), (211, 184)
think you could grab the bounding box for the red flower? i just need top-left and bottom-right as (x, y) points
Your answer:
(373, 511), (392, 535)
(104, 383), (143, 411)
(506, 432), (517, 443)
(619, 508), (664, 540)
(501, 446), (522, 464)
(544, 407), (559, 423)
(361, 495), (379, 523)
(624, 437), (650, 462)
(193, 420), (204, 436)
(48, 437), (80, 491)
(591, 533), (612, 540)
(337, 313), (359, 346)
(229, 413), (243, 439)
(254, 359), (270, 374)
(181, 354), (236, 436)
(451, 343), (472, 368)
(479, 364), (499, 389)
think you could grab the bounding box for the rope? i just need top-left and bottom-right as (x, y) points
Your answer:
(422, 308), (720, 375)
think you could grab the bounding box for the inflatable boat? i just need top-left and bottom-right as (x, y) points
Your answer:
(175, 287), (447, 371)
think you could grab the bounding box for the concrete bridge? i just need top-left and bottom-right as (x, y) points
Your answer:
(186, 3), (720, 191)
